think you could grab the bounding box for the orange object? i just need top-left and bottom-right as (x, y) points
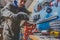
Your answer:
(29, 35), (39, 40)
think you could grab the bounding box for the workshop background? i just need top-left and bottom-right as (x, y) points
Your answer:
(0, 0), (60, 40)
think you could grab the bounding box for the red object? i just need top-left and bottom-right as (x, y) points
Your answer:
(24, 22), (36, 40)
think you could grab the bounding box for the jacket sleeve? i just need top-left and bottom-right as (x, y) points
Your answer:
(11, 12), (29, 21)
(1, 2), (14, 18)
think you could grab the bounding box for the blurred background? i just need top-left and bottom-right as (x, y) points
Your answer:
(0, 0), (60, 40)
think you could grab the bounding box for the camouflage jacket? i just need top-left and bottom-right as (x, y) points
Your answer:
(1, 2), (30, 40)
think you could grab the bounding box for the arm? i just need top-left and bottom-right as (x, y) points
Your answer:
(11, 12), (29, 20)
(1, 2), (14, 18)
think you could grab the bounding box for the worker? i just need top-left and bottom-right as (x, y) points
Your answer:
(1, 0), (33, 40)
